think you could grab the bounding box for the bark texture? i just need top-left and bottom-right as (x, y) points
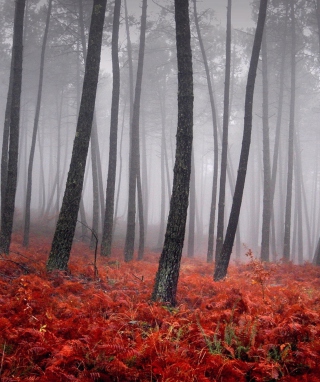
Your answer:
(101, 0), (121, 256)
(214, 0), (268, 281)
(0, 0), (26, 254)
(47, 0), (107, 271)
(124, 0), (147, 262)
(151, 0), (193, 306)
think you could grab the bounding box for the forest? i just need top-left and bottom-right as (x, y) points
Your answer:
(1, 0), (320, 380)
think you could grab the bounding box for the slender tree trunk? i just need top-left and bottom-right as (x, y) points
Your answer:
(47, 0), (107, 271)
(124, 0), (147, 262)
(114, 103), (126, 233)
(270, 3), (288, 261)
(1, 63), (13, 225)
(214, 0), (268, 281)
(187, 149), (195, 258)
(137, 169), (145, 259)
(260, 29), (271, 262)
(101, 0), (121, 256)
(0, 0), (26, 254)
(294, 134), (303, 264)
(283, 1), (296, 261)
(192, 0), (219, 263)
(23, 0), (52, 247)
(216, 0), (232, 261)
(157, 85), (166, 248)
(311, 0), (320, 265)
(151, 0), (193, 306)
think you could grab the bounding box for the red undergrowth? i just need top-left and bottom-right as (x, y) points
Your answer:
(1, 234), (320, 381)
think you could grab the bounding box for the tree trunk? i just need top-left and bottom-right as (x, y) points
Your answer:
(151, 0), (193, 306)
(214, 0), (268, 281)
(187, 149), (195, 258)
(283, 1), (296, 261)
(192, 0), (219, 263)
(101, 0), (121, 256)
(260, 29), (271, 262)
(270, 3), (288, 261)
(124, 0), (147, 262)
(311, 0), (320, 264)
(0, 0), (26, 254)
(215, 0), (232, 261)
(47, 0), (107, 271)
(23, 0), (52, 247)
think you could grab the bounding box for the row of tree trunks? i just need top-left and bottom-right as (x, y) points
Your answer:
(0, 0), (26, 254)
(214, 0), (268, 281)
(124, 0), (147, 262)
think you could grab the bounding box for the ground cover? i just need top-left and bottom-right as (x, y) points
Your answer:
(0, 235), (320, 381)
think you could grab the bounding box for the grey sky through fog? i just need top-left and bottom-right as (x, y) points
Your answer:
(101, 0), (254, 72)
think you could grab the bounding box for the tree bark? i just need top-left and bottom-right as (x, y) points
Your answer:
(23, 0), (52, 247)
(0, 0), (26, 254)
(101, 0), (121, 256)
(214, 0), (268, 281)
(187, 149), (195, 258)
(124, 0), (147, 262)
(260, 29), (271, 262)
(192, 0), (219, 263)
(47, 0), (107, 271)
(151, 0), (193, 306)
(283, 1), (296, 261)
(215, 0), (232, 261)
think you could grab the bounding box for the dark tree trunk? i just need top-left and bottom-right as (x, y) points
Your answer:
(23, 0), (52, 247)
(101, 0), (121, 256)
(151, 0), (193, 306)
(78, 0), (104, 247)
(1, 62), (13, 225)
(283, 1), (296, 261)
(124, 0), (147, 262)
(47, 0), (107, 271)
(214, 0), (268, 281)
(137, 169), (145, 259)
(0, 0), (26, 254)
(215, 0), (232, 261)
(260, 29), (271, 262)
(192, 0), (219, 263)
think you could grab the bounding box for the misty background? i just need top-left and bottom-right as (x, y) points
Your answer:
(0, 0), (318, 262)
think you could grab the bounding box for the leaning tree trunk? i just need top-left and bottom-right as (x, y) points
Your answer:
(151, 0), (193, 306)
(283, 1), (296, 262)
(101, 0), (121, 256)
(124, 0), (147, 262)
(214, 0), (268, 281)
(23, 0), (52, 247)
(0, 0), (26, 254)
(192, 0), (219, 263)
(215, 0), (232, 261)
(47, 0), (107, 271)
(78, 0), (103, 247)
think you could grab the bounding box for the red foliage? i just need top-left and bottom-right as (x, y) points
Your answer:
(0, 234), (320, 381)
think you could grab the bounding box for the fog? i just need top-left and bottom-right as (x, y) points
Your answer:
(0, 0), (319, 263)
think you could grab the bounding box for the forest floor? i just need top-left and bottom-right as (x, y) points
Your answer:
(0, 234), (320, 381)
